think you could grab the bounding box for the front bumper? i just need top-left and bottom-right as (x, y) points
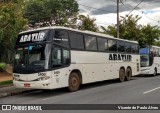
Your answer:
(13, 80), (52, 89)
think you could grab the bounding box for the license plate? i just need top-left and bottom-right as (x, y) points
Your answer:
(24, 83), (30, 87)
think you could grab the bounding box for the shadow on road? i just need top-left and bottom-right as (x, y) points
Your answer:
(17, 78), (137, 98)
(133, 74), (160, 78)
(6, 74), (159, 99)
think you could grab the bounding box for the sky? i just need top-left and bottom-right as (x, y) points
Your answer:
(76, 0), (160, 27)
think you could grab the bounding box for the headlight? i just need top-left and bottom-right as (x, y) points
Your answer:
(14, 77), (20, 81)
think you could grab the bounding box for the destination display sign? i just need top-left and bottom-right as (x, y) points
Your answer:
(19, 32), (45, 42)
(16, 30), (49, 44)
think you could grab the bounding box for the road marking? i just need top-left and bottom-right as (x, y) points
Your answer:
(143, 87), (160, 94)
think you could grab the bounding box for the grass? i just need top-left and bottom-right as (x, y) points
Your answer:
(0, 80), (13, 86)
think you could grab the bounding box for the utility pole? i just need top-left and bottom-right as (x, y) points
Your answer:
(117, 0), (120, 38)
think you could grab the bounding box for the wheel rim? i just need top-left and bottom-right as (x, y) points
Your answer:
(69, 73), (80, 92)
(71, 77), (78, 87)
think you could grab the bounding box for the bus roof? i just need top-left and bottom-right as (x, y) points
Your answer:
(141, 45), (160, 49)
(152, 45), (160, 48)
(19, 26), (138, 44)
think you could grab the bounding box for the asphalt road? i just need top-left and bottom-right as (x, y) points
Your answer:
(0, 75), (160, 113)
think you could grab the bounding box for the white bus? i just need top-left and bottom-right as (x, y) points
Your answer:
(13, 26), (140, 91)
(140, 45), (160, 76)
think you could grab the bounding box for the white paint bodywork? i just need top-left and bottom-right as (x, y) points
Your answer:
(13, 26), (140, 89)
(140, 57), (160, 75)
(14, 50), (140, 89)
(140, 46), (160, 75)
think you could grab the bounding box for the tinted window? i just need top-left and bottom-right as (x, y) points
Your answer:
(54, 30), (69, 47)
(69, 32), (84, 49)
(63, 49), (70, 65)
(154, 48), (159, 57)
(132, 44), (138, 53)
(125, 43), (131, 53)
(52, 47), (70, 68)
(97, 38), (108, 51)
(108, 39), (117, 51)
(117, 41), (125, 52)
(52, 47), (62, 67)
(85, 35), (97, 50)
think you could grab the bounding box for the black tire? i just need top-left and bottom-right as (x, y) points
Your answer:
(119, 68), (125, 82)
(68, 72), (80, 92)
(153, 68), (157, 76)
(125, 68), (132, 81)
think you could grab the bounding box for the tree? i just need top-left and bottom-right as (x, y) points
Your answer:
(140, 24), (160, 46)
(76, 15), (99, 32)
(24, 0), (79, 27)
(102, 14), (141, 40)
(0, 1), (27, 63)
(101, 14), (160, 46)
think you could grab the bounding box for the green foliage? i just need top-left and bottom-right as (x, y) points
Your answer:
(0, 63), (6, 72)
(24, 0), (79, 27)
(104, 14), (141, 40)
(76, 15), (99, 32)
(140, 24), (160, 45)
(101, 14), (160, 46)
(101, 25), (117, 37)
(154, 41), (160, 46)
(0, 80), (13, 86)
(0, 1), (27, 63)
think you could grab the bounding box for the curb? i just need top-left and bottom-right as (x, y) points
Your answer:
(0, 89), (33, 98)
(0, 84), (13, 88)
(0, 85), (35, 98)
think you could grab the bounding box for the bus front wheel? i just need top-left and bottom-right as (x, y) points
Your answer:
(125, 68), (132, 81)
(68, 72), (80, 92)
(119, 68), (125, 82)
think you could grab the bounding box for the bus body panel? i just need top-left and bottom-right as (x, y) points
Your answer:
(140, 46), (160, 75)
(71, 50), (140, 80)
(13, 50), (140, 89)
(140, 57), (160, 75)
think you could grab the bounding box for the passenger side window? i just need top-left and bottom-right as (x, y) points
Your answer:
(108, 39), (117, 52)
(125, 43), (131, 53)
(85, 35), (97, 50)
(63, 49), (70, 65)
(54, 30), (69, 48)
(154, 48), (159, 57)
(69, 32), (84, 49)
(97, 37), (108, 51)
(132, 44), (138, 53)
(117, 41), (125, 52)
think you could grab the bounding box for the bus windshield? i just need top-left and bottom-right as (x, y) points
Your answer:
(14, 44), (51, 72)
(139, 47), (154, 67)
(140, 54), (149, 67)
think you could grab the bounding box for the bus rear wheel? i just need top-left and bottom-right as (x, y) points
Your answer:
(68, 72), (80, 92)
(125, 68), (132, 81)
(119, 68), (125, 82)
